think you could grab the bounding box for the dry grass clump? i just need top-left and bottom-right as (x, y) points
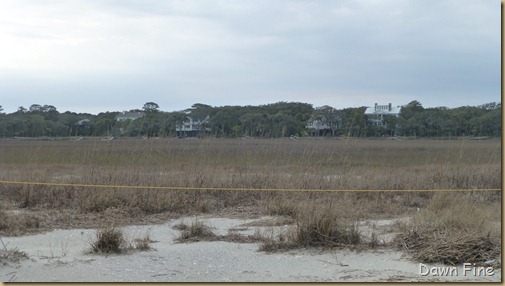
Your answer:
(0, 237), (29, 265)
(131, 233), (155, 251)
(174, 220), (271, 244)
(221, 231), (272, 244)
(0, 210), (41, 235)
(395, 192), (501, 267)
(398, 230), (500, 267)
(0, 247), (28, 265)
(89, 227), (154, 253)
(175, 220), (217, 242)
(259, 199), (361, 252)
(90, 227), (126, 253)
(292, 201), (361, 248)
(258, 237), (298, 252)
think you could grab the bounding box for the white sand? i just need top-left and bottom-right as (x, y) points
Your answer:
(0, 216), (500, 282)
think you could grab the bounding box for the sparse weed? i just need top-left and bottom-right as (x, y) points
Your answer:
(0, 247), (28, 265)
(131, 233), (155, 251)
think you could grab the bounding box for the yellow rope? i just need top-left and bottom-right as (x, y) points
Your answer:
(0, 180), (500, 192)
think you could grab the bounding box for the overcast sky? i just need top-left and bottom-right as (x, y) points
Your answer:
(0, 0), (500, 114)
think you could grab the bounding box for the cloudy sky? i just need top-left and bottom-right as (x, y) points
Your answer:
(0, 0), (500, 114)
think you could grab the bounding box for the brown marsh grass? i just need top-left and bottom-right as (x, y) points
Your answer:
(0, 137), (499, 191)
(0, 137), (500, 217)
(0, 137), (501, 264)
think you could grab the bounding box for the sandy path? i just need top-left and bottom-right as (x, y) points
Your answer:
(0, 216), (501, 282)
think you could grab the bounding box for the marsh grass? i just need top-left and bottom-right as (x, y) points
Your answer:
(0, 138), (500, 225)
(0, 210), (41, 235)
(0, 138), (500, 265)
(0, 138), (500, 194)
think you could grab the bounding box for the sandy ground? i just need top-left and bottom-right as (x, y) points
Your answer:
(0, 216), (501, 282)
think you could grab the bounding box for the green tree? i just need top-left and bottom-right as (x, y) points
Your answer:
(41, 105), (59, 121)
(399, 100), (425, 136)
(339, 107), (367, 137)
(383, 115), (399, 136)
(27, 114), (47, 137)
(16, 106), (27, 114)
(29, 104), (43, 113)
(142, 102), (160, 113)
(94, 112), (118, 136)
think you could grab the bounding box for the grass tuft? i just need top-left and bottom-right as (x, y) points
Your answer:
(90, 227), (126, 253)
(175, 220), (217, 242)
(131, 233), (155, 251)
(259, 200), (362, 252)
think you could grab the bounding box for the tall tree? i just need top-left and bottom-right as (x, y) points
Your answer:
(142, 102), (160, 113)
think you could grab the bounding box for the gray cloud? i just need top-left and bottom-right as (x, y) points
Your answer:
(0, 0), (500, 114)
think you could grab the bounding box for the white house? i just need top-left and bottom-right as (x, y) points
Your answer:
(305, 105), (342, 136)
(176, 115), (211, 137)
(364, 103), (401, 126)
(306, 119), (331, 130)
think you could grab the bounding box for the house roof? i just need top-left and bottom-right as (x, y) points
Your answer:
(364, 104), (401, 115)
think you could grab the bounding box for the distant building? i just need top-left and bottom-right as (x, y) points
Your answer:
(305, 105), (342, 136)
(306, 118), (332, 136)
(74, 119), (91, 136)
(176, 116), (211, 137)
(115, 111), (145, 121)
(364, 103), (401, 126)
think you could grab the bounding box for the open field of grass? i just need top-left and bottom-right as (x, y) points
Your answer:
(0, 137), (500, 189)
(0, 137), (500, 217)
(0, 137), (501, 267)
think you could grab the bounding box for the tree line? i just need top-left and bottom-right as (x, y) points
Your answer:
(0, 100), (501, 138)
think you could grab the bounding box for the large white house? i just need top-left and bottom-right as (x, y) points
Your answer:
(364, 103), (401, 126)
